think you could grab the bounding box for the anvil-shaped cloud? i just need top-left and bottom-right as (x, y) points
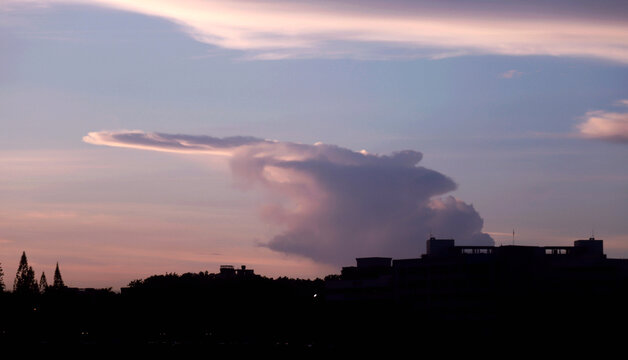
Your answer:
(6, 0), (628, 62)
(84, 131), (493, 264)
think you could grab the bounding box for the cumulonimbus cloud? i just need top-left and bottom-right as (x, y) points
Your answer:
(6, 0), (628, 63)
(84, 130), (493, 264)
(576, 101), (628, 144)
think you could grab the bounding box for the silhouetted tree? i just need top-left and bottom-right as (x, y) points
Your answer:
(13, 251), (38, 295)
(53, 262), (65, 289)
(128, 279), (143, 288)
(39, 272), (48, 293)
(0, 262), (4, 292)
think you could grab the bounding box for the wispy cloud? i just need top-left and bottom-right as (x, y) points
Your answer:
(84, 130), (493, 265)
(6, 0), (628, 63)
(83, 130), (268, 155)
(499, 69), (523, 79)
(576, 106), (628, 144)
(0, 238), (14, 244)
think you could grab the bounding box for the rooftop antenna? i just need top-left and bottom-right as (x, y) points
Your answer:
(512, 229), (515, 246)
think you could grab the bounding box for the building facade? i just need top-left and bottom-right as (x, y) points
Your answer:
(326, 237), (628, 322)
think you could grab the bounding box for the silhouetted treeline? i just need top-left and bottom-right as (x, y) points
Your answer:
(0, 270), (332, 353)
(2, 266), (628, 354)
(1, 251), (67, 296)
(121, 272), (326, 347)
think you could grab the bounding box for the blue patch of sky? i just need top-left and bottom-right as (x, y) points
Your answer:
(1, 3), (627, 254)
(2, 5), (627, 151)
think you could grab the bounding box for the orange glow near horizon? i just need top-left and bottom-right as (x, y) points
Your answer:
(0, 147), (336, 290)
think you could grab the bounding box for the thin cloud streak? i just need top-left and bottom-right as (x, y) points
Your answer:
(7, 0), (628, 63)
(83, 130), (268, 156)
(83, 130), (493, 265)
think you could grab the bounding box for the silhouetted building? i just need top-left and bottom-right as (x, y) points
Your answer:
(236, 265), (255, 277)
(327, 257), (393, 303)
(326, 237), (628, 322)
(219, 264), (256, 278)
(219, 265), (236, 277)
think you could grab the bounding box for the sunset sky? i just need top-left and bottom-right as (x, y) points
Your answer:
(1, 0), (627, 289)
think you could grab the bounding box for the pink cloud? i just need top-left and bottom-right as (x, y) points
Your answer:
(577, 110), (628, 143)
(499, 69), (523, 79)
(6, 0), (628, 63)
(84, 130), (493, 265)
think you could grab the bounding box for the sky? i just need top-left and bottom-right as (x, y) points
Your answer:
(1, 0), (627, 290)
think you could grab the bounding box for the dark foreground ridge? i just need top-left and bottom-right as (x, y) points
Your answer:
(2, 237), (628, 354)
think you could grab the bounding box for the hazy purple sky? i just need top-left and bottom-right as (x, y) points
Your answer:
(1, 0), (627, 289)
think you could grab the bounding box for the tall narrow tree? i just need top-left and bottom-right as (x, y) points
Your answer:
(39, 272), (48, 293)
(27, 266), (38, 293)
(0, 262), (5, 292)
(53, 262), (65, 289)
(13, 251), (38, 294)
(13, 252), (27, 292)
